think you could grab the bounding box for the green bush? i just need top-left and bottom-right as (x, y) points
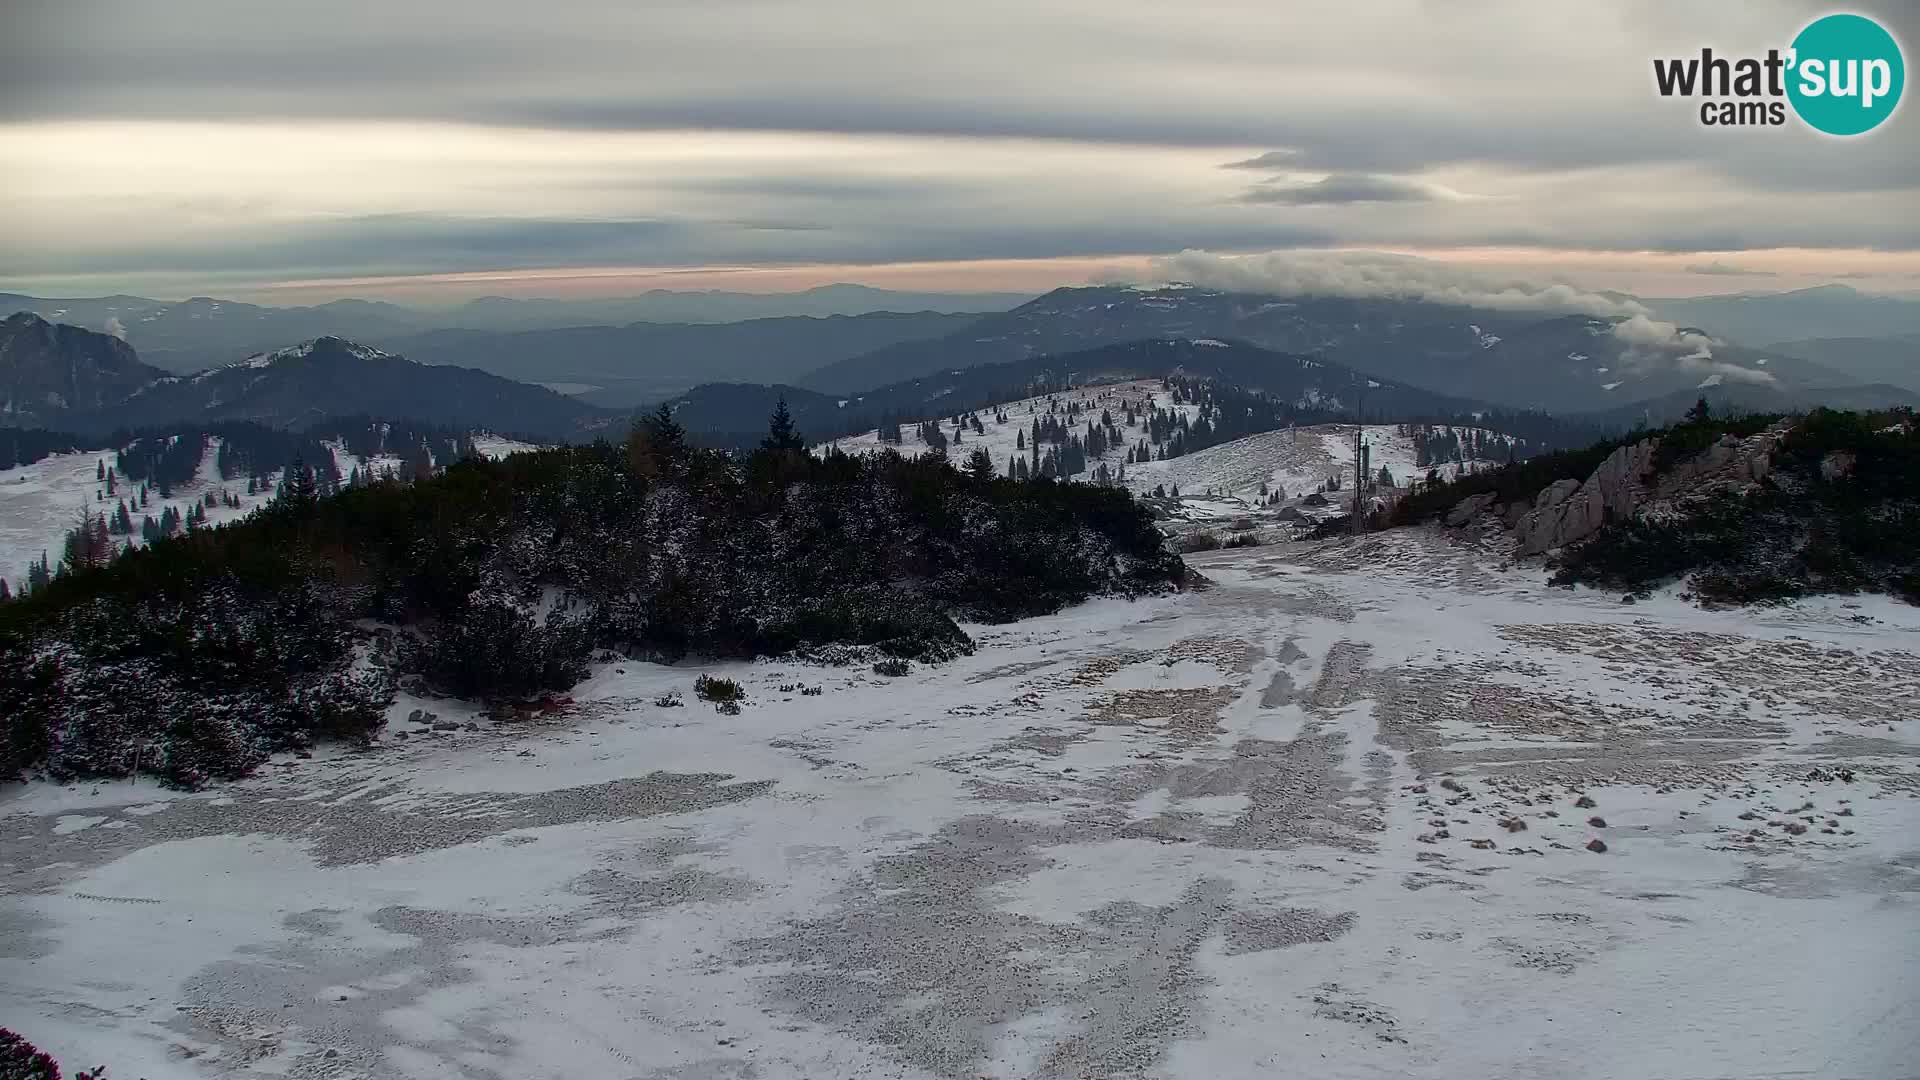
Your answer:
(693, 674), (744, 704)
(416, 597), (591, 703)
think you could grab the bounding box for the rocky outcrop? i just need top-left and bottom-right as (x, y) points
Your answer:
(1655, 430), (1778, 497)
(1444, 492), (1496, 526)
(0, 312), (166, 427)
(1444, 421), (1794, 556)
(1648, 425), (1789, 508)
(1514, 439), (1659, 555)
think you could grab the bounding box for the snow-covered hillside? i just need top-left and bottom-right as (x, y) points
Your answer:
(0, 434), (544, 594)
(470, 434), (543, 460)
(6, 529), (1913, 1078)
(0, 441), (283, 592)
(822, 377), (1198, 478)
(818, 379), (1511, 526)
(1121, 423), (1499, 505)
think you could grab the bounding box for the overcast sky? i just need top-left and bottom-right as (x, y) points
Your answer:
(2, 0), (1916, 301)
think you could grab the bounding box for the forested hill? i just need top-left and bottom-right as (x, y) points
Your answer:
(0, 409), (1186, 788)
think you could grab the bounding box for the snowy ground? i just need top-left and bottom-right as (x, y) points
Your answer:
(0, 436), (544, 593)
(4, 529), (1916, 1079)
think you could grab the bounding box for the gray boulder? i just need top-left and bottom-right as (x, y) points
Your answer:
(1515, 439), (1659, 555)
(1444, 492), (1497, 527)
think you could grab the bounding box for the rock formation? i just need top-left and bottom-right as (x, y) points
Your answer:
(1447, 421), (1791, 556)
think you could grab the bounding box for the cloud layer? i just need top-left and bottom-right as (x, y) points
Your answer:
(1153, 248), (1776, 382)
(1, 0), (1917, 295)
(1153, 250), (1643, 317)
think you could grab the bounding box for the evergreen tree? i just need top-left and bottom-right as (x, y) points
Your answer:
(278, 457), (319, 509)
(26, 553), (51, 593)
(0, 577), (9, 601)
(404, 442), (434, 483)
(1686, 396), (1712, 423)
(762, 398), (806, 453)
(59, 508), (113, 574)
(964, 447), (996, 481)
(628, 403), (688, 480)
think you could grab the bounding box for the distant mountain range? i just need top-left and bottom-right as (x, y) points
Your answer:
(0, 315), (609, 440)
(8, 282), (1914, 422)
(792, 284), (1859, 414)
(387, 310), (984, 407)
(0, 285), (1028, 374)
(7, 279), (1914, 450)
(1642, 285), (1920, 346)
(1762, 334), (1920, 394)
(428, 284), (1033, 328)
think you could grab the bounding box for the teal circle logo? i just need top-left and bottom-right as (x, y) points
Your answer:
(1788, 13), (1904, 135)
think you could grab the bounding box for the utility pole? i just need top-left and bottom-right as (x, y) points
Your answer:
(1352, 382), (1370, 536)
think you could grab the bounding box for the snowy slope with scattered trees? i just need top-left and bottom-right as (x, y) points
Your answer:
(0, 429), (544, 596)
(0, 441), (283, 596)
(821, 378), (1197, 484)
(818, 377), (1516, 523)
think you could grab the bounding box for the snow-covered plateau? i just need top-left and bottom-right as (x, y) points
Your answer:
(4, 528), (1915, 1079)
